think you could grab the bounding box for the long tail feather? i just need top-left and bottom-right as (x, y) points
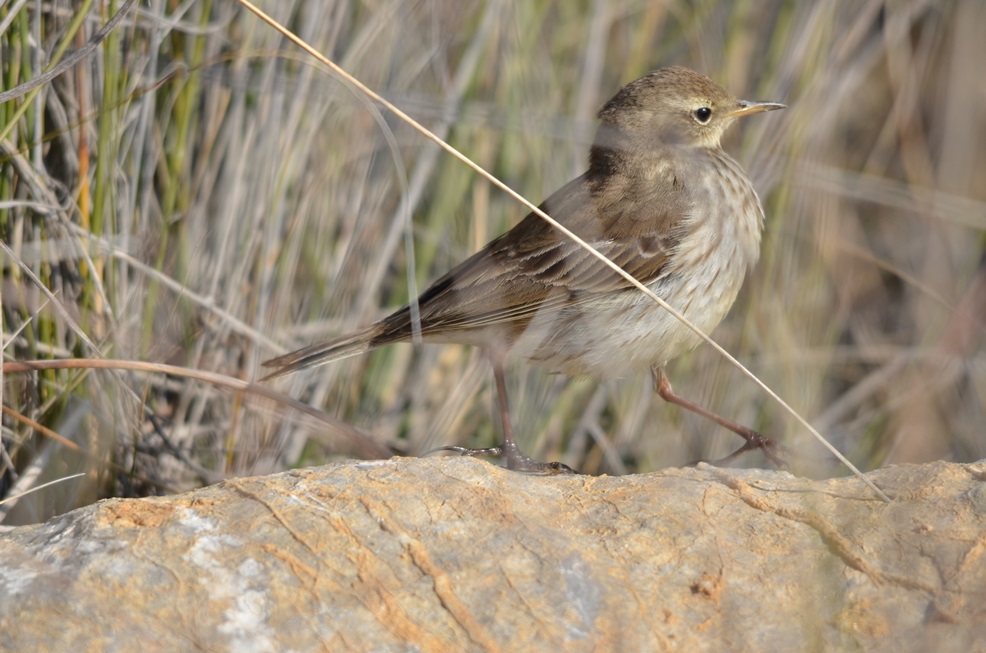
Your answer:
(260, 325), (381, 381)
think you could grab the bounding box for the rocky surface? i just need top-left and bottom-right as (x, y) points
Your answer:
(1, 457), (984, 652)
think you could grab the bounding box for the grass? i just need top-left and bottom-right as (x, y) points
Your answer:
(2, 0), (984, 523)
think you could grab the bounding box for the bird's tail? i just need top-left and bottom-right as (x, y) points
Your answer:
(260, 325), (383, 382)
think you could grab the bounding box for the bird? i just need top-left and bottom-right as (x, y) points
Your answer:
(262, 66), (786, 473)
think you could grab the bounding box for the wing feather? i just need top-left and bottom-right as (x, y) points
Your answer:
(373, 171), (690, 343)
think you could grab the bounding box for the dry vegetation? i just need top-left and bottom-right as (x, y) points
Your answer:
(2, 0), (984, 523)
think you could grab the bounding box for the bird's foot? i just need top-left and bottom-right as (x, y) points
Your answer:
(704, 430), (789, 469)
(430, 442), (577, 475)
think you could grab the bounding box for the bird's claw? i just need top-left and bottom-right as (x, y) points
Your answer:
(430, 445), (577, 475)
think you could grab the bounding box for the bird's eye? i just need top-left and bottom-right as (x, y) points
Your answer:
(693, 107), (712, 124)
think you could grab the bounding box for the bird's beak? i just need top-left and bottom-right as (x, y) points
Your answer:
(727, 100), (787, 118)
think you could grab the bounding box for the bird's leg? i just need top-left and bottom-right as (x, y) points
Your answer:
(491, 362), (575, 473)
(651, 366), (788, 468)
(434, 361), (575, 474)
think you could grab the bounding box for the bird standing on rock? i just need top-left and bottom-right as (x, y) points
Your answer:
(263, 66), (787, 473)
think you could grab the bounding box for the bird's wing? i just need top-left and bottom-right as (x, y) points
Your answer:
(375, 171), (690, 340)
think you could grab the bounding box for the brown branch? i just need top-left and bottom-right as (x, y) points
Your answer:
(3, 359), (391, 459)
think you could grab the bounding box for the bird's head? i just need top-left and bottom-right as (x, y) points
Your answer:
(594, 67), (785, 155)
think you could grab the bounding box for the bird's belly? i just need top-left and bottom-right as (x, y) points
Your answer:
(517, 239), (752, 378)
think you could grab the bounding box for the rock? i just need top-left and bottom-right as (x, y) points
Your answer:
(1, 457), (985, 652)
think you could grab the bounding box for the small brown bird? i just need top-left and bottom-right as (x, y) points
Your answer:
(263, 66), (786, 472)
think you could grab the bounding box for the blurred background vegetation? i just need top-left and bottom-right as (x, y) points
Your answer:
(2, 0), (984, 524)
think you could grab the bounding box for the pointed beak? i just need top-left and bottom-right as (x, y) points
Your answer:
(726, 100), (786, 118)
